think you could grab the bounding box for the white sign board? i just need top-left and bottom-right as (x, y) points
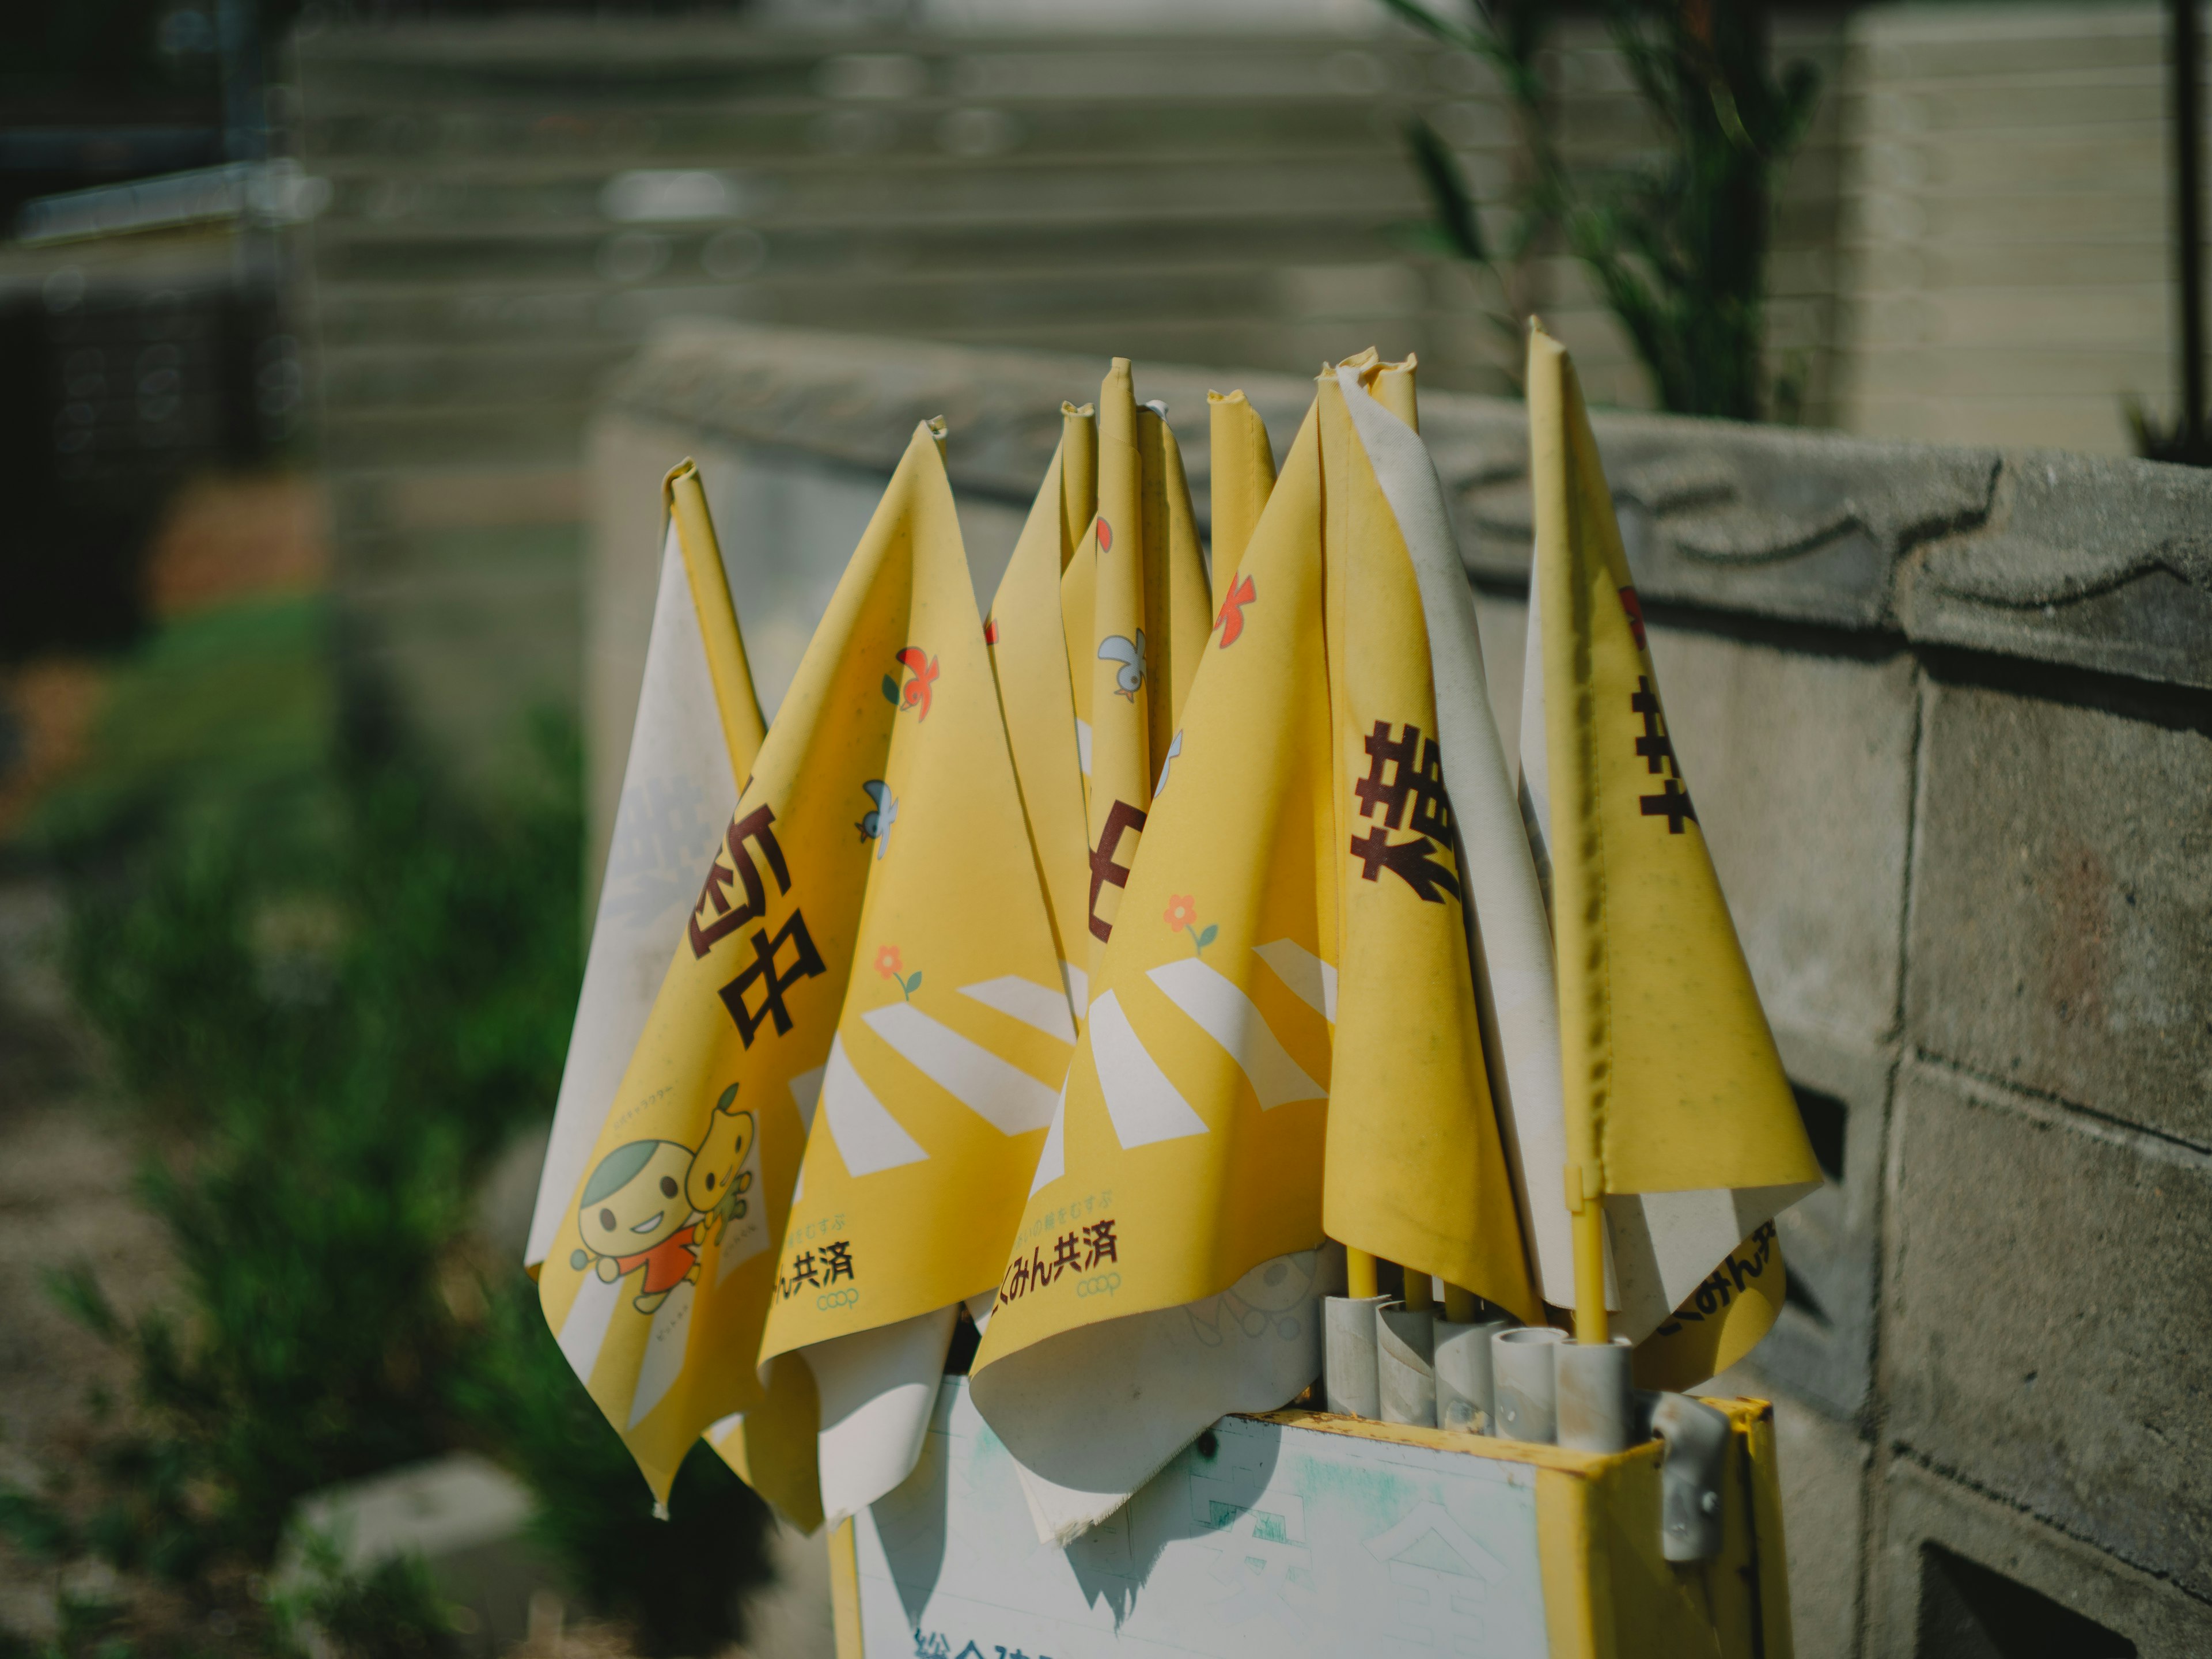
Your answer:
(853, 1380), (1551, 1658)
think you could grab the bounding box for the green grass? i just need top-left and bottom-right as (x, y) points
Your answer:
(3, 603), (775, 1655)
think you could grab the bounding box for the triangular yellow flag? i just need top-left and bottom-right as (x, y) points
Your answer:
(1069, 360), (1213, 999)
(971, 388), (1338, 1543)
(1207, 387), (1277, 615)
(972, 356), (1546, 1540)
(986, 402), (1097, 998)
(1321, 357), (1539, 1322)
(1524, 323), (1820, 1382)
(538, 422), (1067, 1524)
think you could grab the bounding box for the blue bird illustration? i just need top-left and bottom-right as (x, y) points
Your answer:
(1098, 629), (1147, 699)
(857, 779), (897, 858)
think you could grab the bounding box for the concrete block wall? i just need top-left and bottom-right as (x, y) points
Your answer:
(588, 322), (2212, 1657)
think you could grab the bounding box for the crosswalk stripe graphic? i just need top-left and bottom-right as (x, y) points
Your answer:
(1147, 957), (1325, 1109)
(626, 1280), (695, 1429)
(861, 1003), (1062, 1135)
(1252, 938), (1338, 1022)
(1088, 990), (1210, 1149)
(556, 1268), (620, 1377)
(820, 1033), (930, 1176)
(1029, 1083), (1069, 1196)
(958, 974), (1080, 1043)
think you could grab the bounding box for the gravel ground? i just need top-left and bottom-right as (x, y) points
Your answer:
(0, 876), (178, 1645)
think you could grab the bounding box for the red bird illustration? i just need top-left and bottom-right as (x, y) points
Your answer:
(1215, 572), (1256, 647)
(893, 647), (939, 720)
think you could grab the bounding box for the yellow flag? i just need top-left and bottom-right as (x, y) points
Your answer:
(1525, 323), (1820, 1378)
(971, 357), (1538, 1540)
(1207, 388), (1276, 615)
(538, 421), (1067, 1523)
(1072, 360), (1213, 997)
(1321, 358), (1538, 1321)
(987, 403), (1097, 997)
(971, 391), (1338, 1542)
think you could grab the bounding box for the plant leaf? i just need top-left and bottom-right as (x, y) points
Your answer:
(1196, 924), (1218, 948)
(881, 675), (900, 704)
(905, 972), (922, 993)
(1405, 116), (1487, 264)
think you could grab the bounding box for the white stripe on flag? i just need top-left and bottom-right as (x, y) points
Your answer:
(1146, 957), (1324, 1108)
(555, 1268), (621, 1380)
(1029, 1083), (1069, 1196)
(1087, 991), (1209, 1148)
(958, 975), (1079, 1042)
(626, 1278), (695, 1429)
(861, 1003), (1061, 1135)
(1252, 938), (1337, 1022)
(821, 1034), (930, 1176)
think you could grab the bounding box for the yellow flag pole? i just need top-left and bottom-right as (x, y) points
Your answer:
(663, 459), (767, 781)
(1346, 1249), (1378, 1300)
(1522, 321), (1613, 1349)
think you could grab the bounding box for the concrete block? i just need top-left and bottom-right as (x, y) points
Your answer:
(1906, 681), (2212, 1143)
(1872, 1457), (2212, 1659)
(1452, 416), (1998, 630)
(1885, 1060), (2212, 1599)
(1899, 452), (2212, 692)
(1756, 1026), (1893, 1421)
(280, 1453), (549, 1656)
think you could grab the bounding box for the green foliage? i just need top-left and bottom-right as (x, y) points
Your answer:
(272, 1535), (463, 1659)
(1388, 0), (1821, 421)
(449, 1285), (776, 1658)
(10, 713), (775, 1654)
(43, 737), (584, 1574)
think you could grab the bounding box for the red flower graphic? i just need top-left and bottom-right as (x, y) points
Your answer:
(874, 945), (903, 979)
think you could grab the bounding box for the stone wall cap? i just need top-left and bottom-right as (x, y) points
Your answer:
(606, 320), (2212, 691)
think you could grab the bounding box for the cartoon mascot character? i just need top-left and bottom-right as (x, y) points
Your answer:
(570, 1140), (700, 1314)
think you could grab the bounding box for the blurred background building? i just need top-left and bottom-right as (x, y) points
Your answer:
(4, 1), (2200, 779)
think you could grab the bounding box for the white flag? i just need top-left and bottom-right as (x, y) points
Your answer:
(525, 516), (748, 1272)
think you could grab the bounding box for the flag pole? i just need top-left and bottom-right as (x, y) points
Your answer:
(664, 459), (767, 779)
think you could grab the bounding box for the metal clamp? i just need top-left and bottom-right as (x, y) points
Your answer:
(1644, 1392), (1730, 1562)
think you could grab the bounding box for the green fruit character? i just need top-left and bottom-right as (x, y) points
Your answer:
(569, 1140), (700, 1314)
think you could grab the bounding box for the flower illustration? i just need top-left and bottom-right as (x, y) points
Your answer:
(875, 944), (923, 1001)
(1164, 895), (1218, 957)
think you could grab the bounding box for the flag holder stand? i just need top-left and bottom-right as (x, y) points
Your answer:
(827, 1376), (1791, 1659)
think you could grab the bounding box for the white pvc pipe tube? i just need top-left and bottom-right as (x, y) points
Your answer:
(1555, 1338), (1637, 1453)
(1491, 1325), (1566, 1444)
(1323, 1294), (1392, 1418)
(1434, 1317), (1513, 1433)
(1377, 1304), (1437, 1426)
